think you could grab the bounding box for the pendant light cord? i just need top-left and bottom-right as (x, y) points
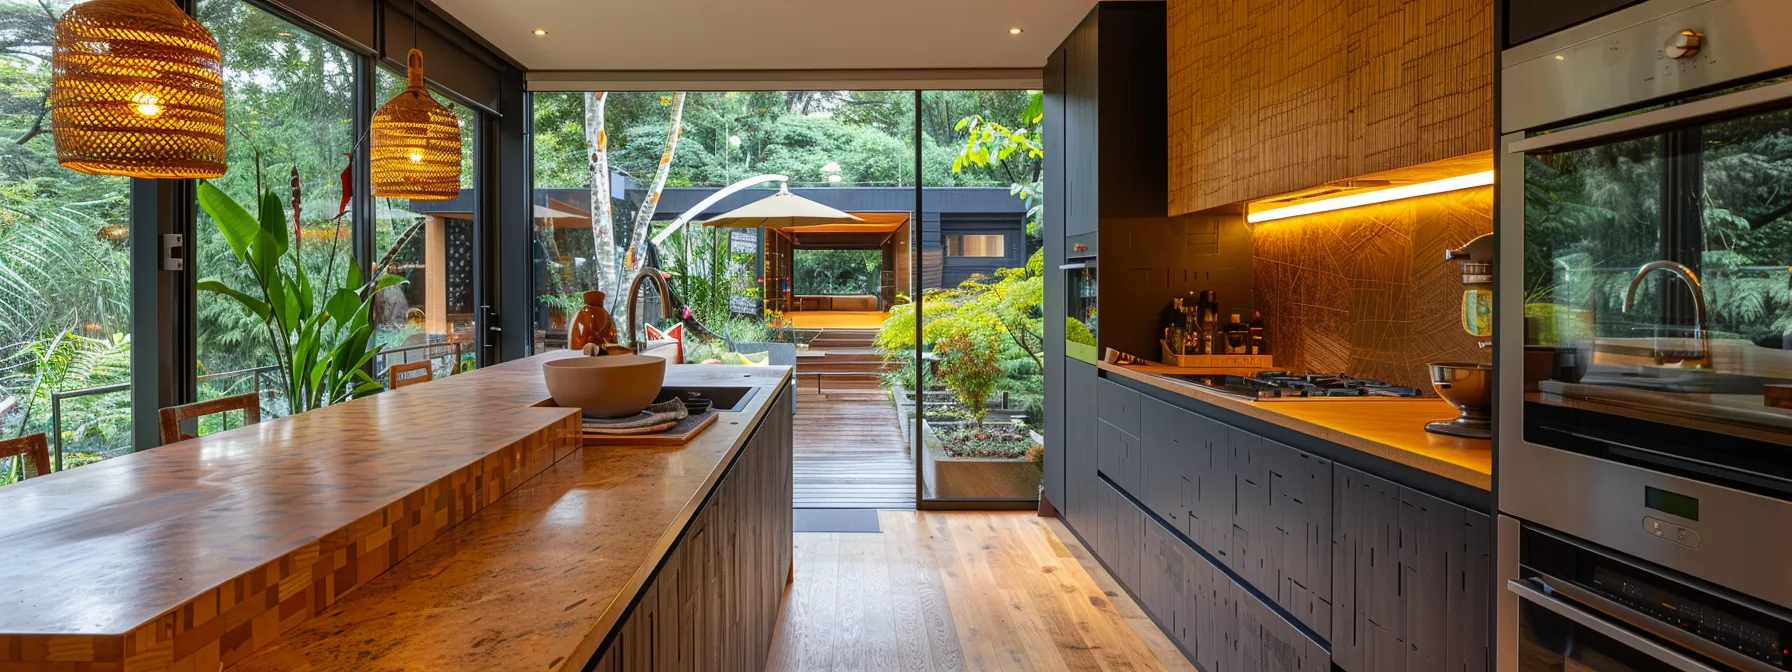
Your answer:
(411, 0), (418, 49)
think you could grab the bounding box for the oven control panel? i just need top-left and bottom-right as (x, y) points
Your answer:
(1593, 565), (1787, 666)
(1643, 516), (1701, 548)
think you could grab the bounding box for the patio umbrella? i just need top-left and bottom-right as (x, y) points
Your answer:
(699, 184), (863, 229)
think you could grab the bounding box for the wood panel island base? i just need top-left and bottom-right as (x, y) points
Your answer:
(0, 353), (795, 672)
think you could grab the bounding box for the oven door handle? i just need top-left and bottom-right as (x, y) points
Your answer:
(1521, 576), (1781, 672)
(1508, 578), (1728, 672)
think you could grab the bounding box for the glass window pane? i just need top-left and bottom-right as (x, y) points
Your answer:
(193, 0), (355, 425)
(372, 69), (478, 380)
(530, 90), (918, 507)
(917, 89), (1044, 502)
(0, 0), (134, 480)
(946, 234), (1006, 257)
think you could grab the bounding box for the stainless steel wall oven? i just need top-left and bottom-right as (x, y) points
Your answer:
(1499, 0), (1792, 669)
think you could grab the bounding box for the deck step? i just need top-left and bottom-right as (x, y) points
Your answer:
(795, 361), (898, 374)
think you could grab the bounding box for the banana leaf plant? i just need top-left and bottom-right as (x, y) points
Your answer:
(195, 180), (404, 414)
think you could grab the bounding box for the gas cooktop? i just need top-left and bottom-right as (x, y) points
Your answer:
(1163, 370), (1423, 400)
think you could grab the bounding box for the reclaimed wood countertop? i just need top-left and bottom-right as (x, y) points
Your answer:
(1099, 361), (1492, 491)
(0, 351), (792, 672)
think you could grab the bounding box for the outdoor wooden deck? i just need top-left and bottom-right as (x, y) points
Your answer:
(794, 388), (914, 509)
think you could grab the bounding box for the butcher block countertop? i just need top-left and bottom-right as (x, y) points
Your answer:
(0, 351), (792, 672)
(1100, 362), (1492, 491)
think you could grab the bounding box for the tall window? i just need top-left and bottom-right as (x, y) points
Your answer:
(0, 0), (134, 482)
(192, 0), (356, 423)
(372, 69), (478, 379)
(917, 90), (1045, 502)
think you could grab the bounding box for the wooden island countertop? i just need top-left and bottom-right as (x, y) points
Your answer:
(0, 351), (793, 672)
(1099, 361), (1492, 491)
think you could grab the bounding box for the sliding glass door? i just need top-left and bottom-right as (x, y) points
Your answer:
(914, 89), (1045, 505)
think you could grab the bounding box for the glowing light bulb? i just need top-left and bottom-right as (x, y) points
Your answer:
(408, 151), (423, 164)
(131, 91), (163, 118)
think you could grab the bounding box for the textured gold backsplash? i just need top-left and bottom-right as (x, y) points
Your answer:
(1251, 186), (1493, 391)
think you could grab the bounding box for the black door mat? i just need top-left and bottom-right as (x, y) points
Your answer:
(793, 508), (883, 533)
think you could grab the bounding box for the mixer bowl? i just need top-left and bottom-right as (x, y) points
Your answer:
(1428, 362), (1491, 408)
(1425, 362), (1492, 438)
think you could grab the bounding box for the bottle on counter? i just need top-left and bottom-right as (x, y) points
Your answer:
(1163, 298), (1186, 354)
(1200, 291), (1219, 354)
(1224, 313), (1249, 354)
(1249, 310), (1267, 355)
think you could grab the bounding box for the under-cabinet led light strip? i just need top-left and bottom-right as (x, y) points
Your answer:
(1245, 170), (1495, 224)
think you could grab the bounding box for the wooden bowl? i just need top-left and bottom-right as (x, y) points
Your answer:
(543, 354), (666, 419)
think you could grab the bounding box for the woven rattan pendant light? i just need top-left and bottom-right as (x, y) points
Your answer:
(49, 0), (226, 179)
(370, 48), (461, 200)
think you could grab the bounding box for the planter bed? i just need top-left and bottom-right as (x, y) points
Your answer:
(920, 419), (1041, 500)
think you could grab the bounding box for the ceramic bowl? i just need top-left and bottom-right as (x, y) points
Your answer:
(543, 354), (666, 419)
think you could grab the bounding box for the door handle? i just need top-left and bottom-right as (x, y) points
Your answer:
(1507, 578), (1729, 672)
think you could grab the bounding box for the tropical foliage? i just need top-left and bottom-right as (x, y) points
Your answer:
(196, 181), (402, 413)
(794, 249), (880, 295)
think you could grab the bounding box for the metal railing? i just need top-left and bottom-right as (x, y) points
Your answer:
(372, 340), (469, 377)
(35, 341), (473, 473)
(44, 364), (280, 471)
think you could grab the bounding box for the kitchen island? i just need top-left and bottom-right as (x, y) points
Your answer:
(0, 351), (794, 672)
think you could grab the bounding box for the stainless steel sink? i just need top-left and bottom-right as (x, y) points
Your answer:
(655, 386), (758, 413)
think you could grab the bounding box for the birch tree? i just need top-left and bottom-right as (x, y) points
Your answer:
(584, 92), (618, 303)
(619, 92), (688, 302)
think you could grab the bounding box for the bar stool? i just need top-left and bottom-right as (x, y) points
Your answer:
(387, 360), (433, 389)
(0, 433), (51, 481)
(159, 393), (262, 445)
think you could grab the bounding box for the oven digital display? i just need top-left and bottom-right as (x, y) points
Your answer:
(1646, 486), (1700, 521)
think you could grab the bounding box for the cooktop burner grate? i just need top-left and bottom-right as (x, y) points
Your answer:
(1163, 370), (1423, 400)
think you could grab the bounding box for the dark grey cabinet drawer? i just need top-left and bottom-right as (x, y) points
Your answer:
(1096, 378), (1140, 436)
(1332, 464), (1492, 672)
(1139, 396), (1188, 529)
(1096, 419), (1141, 495)
(1138, 509), (1329, 672)
(1096, 479), (1141, 590)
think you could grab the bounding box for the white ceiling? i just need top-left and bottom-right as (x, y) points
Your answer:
(432, 0), (1095, 72)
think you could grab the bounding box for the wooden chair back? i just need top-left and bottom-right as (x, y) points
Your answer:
(387, 360), (434, 389)
(159, 393), (262, 446)
(0, 433), (51, 481)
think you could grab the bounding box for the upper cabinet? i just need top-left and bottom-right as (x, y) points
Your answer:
(1054, 3), (1168, 238)
(1166, 0), (1495, 215)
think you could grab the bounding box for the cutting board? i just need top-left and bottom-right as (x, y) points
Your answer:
(533, 399), (719, 446)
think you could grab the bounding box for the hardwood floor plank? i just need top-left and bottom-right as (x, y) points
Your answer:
(882, 512), (944, 672)
(799, 533), (842, 672)
(766, 512), (1188, 672)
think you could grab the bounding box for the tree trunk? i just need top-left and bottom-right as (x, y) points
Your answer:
(585, 92), (618, 308)
(617, 92), (688, 315)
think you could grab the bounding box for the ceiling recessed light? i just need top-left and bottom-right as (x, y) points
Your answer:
(1009, 27), (1023, 35)
(532, 29), (548, 36)
(1555, 54), (1565, 60)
